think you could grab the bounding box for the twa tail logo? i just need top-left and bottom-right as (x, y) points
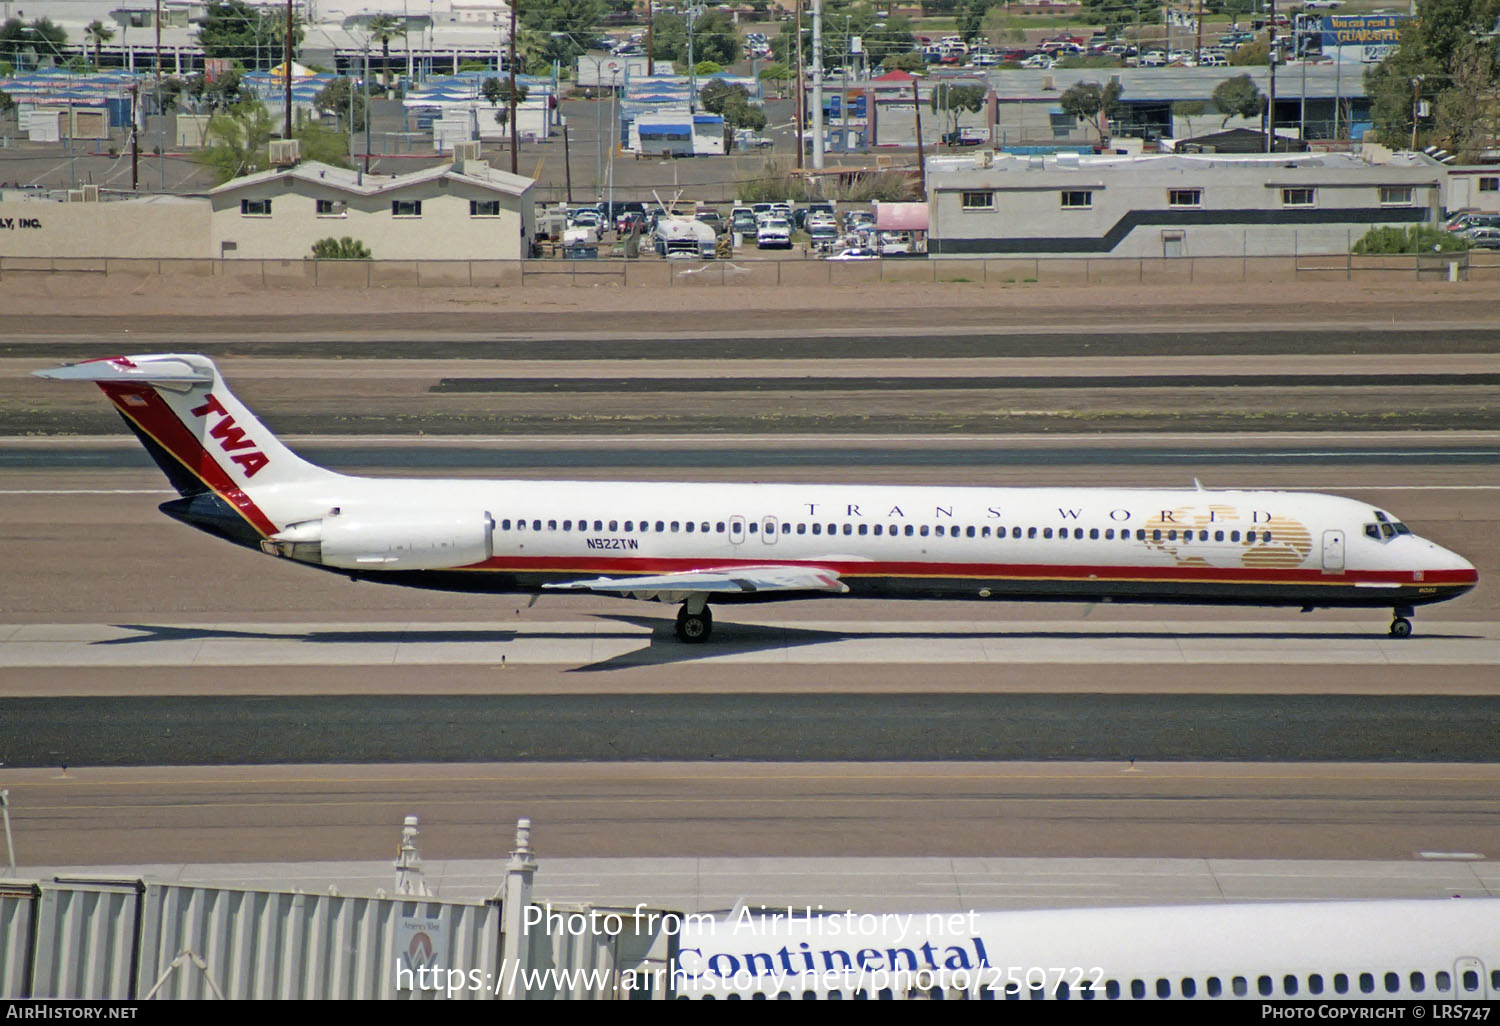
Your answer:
(190, 393), (270, 478)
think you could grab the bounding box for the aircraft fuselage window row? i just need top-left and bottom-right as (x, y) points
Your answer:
(715, 965), (1494, 1000)
(494, 519), (1277, 545)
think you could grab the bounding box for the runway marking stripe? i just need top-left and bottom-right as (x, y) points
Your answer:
(98, 383), (279, 537)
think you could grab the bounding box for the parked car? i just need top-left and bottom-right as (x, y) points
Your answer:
(1445, 213), (1500, 233)
(1458, 226), (1500, 249)
(756, 218), (792, 249)
(828, 247), (880, 261)
(696, 210), (727, 235)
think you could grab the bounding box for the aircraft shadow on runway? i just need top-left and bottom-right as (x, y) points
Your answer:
(96, 620), (1479, 674)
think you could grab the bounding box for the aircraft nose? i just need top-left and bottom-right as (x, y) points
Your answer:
(1425, 540), (1478, 582)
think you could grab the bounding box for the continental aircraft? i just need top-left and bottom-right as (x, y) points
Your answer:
(673, 898), (1499, 999)
(38, 353), (1477, 642)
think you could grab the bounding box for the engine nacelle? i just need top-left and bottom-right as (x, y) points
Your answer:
(263, 511), (494, 571)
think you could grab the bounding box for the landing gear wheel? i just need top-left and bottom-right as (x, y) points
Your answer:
(1389, 617), (1413, 639)
(675, 605), (713, 643)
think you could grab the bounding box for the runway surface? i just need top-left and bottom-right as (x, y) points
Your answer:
(4, 763), (1499, 866)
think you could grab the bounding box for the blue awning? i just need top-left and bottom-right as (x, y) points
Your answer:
(640, 124), (691, 137)
(692, 114), (724, 125)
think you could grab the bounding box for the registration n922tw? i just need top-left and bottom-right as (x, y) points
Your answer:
(37, 354), (1478, 642)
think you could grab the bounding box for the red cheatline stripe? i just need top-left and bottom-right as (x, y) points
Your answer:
(454, 554), (1477, 586)
(100, 383), (280, 537)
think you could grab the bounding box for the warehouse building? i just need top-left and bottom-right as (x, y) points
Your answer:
(926, 150), (1442, 257)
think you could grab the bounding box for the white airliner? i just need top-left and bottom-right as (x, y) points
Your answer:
(38, 353), (1477, 642)
(673, 898), (1499, 999)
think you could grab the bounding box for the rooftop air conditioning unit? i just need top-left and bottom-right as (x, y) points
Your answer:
(453, 140), (482, 163)
(1041, 74), (1055, 91)
(975, 149), (993, 169)
(81, 184), (99, 202)
(269, 139), (300, 166)
(67, 189), (85, 202)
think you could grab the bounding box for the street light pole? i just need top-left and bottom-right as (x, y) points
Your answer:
(284, 0), (294, 138)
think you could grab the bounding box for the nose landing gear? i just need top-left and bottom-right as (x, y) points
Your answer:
(1389, 605), (1414, 639)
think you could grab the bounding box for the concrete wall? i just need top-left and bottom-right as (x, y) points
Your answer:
(928, 156), (1442, 257)
(0, 197), (211, 259)
(209, 178), (533, 261)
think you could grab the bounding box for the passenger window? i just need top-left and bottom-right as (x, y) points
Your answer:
(685, 522), (694, 533)
(1135, 529), (1145, 541)
(967, 526), (977, 538)
(906, 525), (916, 536)
(1214, 530), (1223, 541)
(1308, 974), (1324, 995)
(827, 524), (835, 535)
(1181, 530), (1191, 543)
(1056, 981), (1070, 1000)
(1079, 980), (1094, 1001)
(981, 527), (990, 537)
(1334, 973), (1349, 994)
(562, 520), (572, 531)
(608, 520), (618, 531)
(715, 522), (724, 533)
(1359, 973), (1374, 994)
(671, 521), (680, 532)
(1231, 530), (1240, 542)
(501, 519), (511, 530)
(1199, 530), (1208, 541)
(1028, 527), (1038, 539)
(936, 526), (945, 537)
(517, 520), (527, 531)
(1179, 978), (1195, 998)
(1105, 980), (1120, 1000)
(1258, 976), (1272, 996)
(1012, 527), (1022, 539)
(812, 524), (822, 535)
(920, 526), (930, 537)
(1152, 529), (1163, 541)
(544, 519), (554, 530)
(1168, 529), (1178, 541)
(748, 522), (757, 534)
(1436, 971), (1450, 991)
(1074, 528), (1084, 540)
(656, 521), (665, 532)
(797, 524), (806, 535)
(1044, 528), (1053, 539)
(1130, 980), (1145, 999)
(843, 524), (853, 536)
(873, 525), (883, 536)
(1156, 978), (1170, 998)
(1384, 972), (1399, 993)
(1492, 970), (1500, 990)
(1090, 528), (1099, 540)
(1462, 970), (1479, 992)
(1409, 972), (1424, 993)
(1232, 977), (1248, 997)
(1283, 974), (1298, 995)
(1264, 531), (1273, 542)
(532, 519), (542, 531)
(593, 520), (603, 531)
(858, 524), (868, 536)
(1206, 977), (1221, 997)
(1105, 529), (1114, 540)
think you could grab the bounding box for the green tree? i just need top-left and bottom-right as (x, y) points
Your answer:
(1171, 98), (1207, 139)
(0, 89), (14, 115)
(312, 237), (371, 259)
(1057, 79), (1124, 141)
(0, 17), (68, 68)
(187, 67), (252, 112)
(930, 82), (987, 136)
(315, 77), (366, 133)
(521, 0), (609, 68)
(198, 0), (302, 68)
(1229, 39), (1268, 66)
(483, 77), (529, 126)
(197, 100), (274, 183)
(366, 14), (407, 95)
(85, 20), (114, 71)
(1212, 73), (1265, 128)
(652, 9), (740, 66)
(881, 51), (925, 73)
(1433, 40), (1500, 162)
(1364, 0), (1500, 149)
(1080, 0), (1135, 37)
(758, 62), (792, 97)
(700, 79), (767, 150)
(956, 0), (993, 41)
(294, 119), (352, 167)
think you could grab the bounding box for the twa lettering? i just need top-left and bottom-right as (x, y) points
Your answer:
(190, 393), (270, 478)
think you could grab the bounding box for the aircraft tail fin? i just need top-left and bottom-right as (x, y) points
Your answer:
(35, 354), (337, 538)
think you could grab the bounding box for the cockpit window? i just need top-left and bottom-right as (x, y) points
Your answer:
(1365, 512), (1412, 543)
(1393, 522), (1411, 536)
(1365, 525), (1380, 540)
(1381, 523), (1395, 539)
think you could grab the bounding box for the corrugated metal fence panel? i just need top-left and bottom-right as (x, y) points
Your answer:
(27, 881), (141, 999)
(136, 884), (501, 1000)
(0, 884), (38, 998)
(522, 905), (676, 999)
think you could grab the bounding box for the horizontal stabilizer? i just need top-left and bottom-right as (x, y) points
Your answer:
(33, 355), (212, 386)
(544, 565), (848, 601)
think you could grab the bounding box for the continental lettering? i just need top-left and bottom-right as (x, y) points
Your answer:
(586, 537), (640, 550)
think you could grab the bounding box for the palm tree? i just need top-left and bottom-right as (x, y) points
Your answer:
(367, 14), (405, 96)
(85, 19), (114, 72)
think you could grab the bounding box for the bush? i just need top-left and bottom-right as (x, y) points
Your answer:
(1352, 225), (1469, 254)
(312, 237), (372, 259)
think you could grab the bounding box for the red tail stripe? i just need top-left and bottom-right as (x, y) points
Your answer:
(100, 383), (280, 537)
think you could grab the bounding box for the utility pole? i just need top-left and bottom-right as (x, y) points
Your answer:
(811, 0), (823, 169)
(284, 0), (294, 138)
(562, 117), (572, 202)
(508, 0), (518, 173)
(364, 44), (371, 173)
(1194, 0), (1204, 62)
(646, 1), (653, 77)
(1266, 0), (1277, 153)
(912, 79), (925, 200)
(130, 81), (139, 190)
(793, 0), (804, 168)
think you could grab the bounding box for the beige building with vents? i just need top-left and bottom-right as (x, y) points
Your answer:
(208, 156), (536, 261)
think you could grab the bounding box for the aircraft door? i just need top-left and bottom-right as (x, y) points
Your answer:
(1455, 958), (1487, 998)
(729, 516), (746, 545)
(762, 516), (778, 544)
(1321, 529), (1345, 572)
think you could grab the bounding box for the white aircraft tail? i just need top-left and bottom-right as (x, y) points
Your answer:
(35, 353), (338, 539)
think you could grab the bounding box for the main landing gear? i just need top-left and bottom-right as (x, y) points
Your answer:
(1389, 605), (1414, 639)
(675, 597), (713, 643)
